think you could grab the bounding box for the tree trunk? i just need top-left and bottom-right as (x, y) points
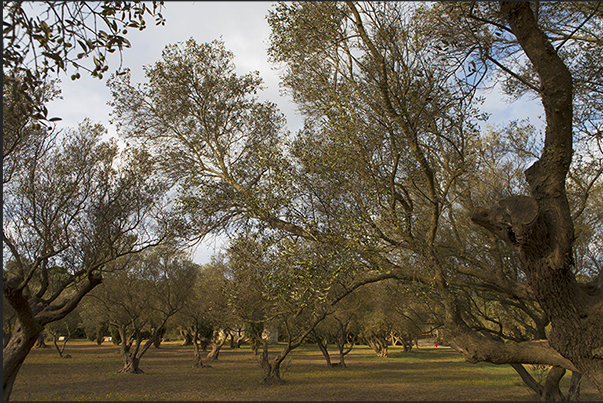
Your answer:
(180, 329), (193, 346)
(363, 334), (388, 358)
(3, 271), (102, 401)
(541, 366), (566, 401)
(335, 324), (354, 368)
(120, 355), (143, 374)
(3, 318), (43, 401)
(51, 332), (71, 359)
(257, 341), (284, 384)
(231, 329), (246, 348)
(316, 337), (333, 367)
(246, 322), (265, 356)
(402, 334), (413, 352)
(152, 327), (165, 348)
(117, 324), (144, 374)
(567, 372), (582, 401)
(33, 333), (47, 349)
(206, 335), (226, 361)
(510, 363), (569, 401)
(471, 3), (603, 392)
(191, 330), (211, 368)
(95, 333), (104, 345)
(336, 339), (353, 368)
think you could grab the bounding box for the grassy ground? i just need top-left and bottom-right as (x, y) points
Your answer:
(10, 340), (603, 401)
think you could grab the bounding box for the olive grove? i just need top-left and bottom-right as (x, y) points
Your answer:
(108, 2), (602, 396)
(3, 1), (168, 400)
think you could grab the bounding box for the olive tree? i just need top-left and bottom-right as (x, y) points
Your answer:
(2, 118), (170, 398)
(266, 1), (603, 394)
(87, 246), (195, 373)
(3, 1), (165, 126)
(107, 10), (602, 394)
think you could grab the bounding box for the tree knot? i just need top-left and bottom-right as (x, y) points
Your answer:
(471, 196), (541, 248)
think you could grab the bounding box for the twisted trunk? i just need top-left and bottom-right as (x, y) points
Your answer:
(180, 328), (193, 346)
(469, 2), (603, 392)
(510, 364), (581, 401)
(258, 340), (284, 385)
(192, 329), (211, 368)
(3, 272), (101, 400)
(116, 324), (164, 374)
(363, 332), (388, 358)
(206, 333), (226, 361)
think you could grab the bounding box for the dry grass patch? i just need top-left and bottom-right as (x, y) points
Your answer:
(10, 340), (602, 401)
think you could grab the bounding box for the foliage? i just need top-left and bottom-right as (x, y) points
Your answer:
(85, 245), (196, 372)
(108, 38), (290, 241)
(105, 0), (603, 392)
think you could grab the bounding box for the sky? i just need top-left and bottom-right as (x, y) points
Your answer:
(43, 1), (545, 264)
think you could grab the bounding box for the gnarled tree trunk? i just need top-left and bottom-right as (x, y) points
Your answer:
(206, 333), (226, 361)
(470, 2), (603, 392)
(510, 363), (581, 401)
(3, 317), (43, 401)
(180, 328), (193, 346)
(257, 340), (285, 385)
(117, 324), (145, 374)
(362, 332), (388, 358)
(3, 272), (101, 401)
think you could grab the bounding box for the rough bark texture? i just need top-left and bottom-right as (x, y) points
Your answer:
(206, 336), (226, 361)
(118, 325), (144, 374)
(2, 318), (42, 401)
(567, 372), (582, 401)
(484, 2), (603, 392)
(444, 302), (577, 371)
(362, 333), (388, 358)
(258, 341), (284, 385)
(3, 272), (101, 400)
(510, 364), (570, 401)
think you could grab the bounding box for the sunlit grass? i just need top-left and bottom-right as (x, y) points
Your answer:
(11, 340), (602, 401)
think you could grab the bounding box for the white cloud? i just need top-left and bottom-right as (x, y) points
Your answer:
(478, 83), (545, 130)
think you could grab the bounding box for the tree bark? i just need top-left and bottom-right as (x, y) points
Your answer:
(511, 363), (569, 401)
(335, 322), (354, 368)
(258, 340), (284, 384)
(117, 324), (144, 374)
(206, 334), (226, 361)
(474, 2), (603, 392)
(567, 372), (582, 401)
(336, 339), (353, 368)
(2, 318), (43, 401)
(3, 272), (101, 400)
(33, 333), (47, 349)
(541, 366), (566, 401)
(192, 332), (211, 368)
(363, 333), (388, 358)
(316, 337), (333, 367)
(180, 329), (193, 346)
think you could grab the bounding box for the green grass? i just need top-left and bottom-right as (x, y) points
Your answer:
(10, 340), (603, 401)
